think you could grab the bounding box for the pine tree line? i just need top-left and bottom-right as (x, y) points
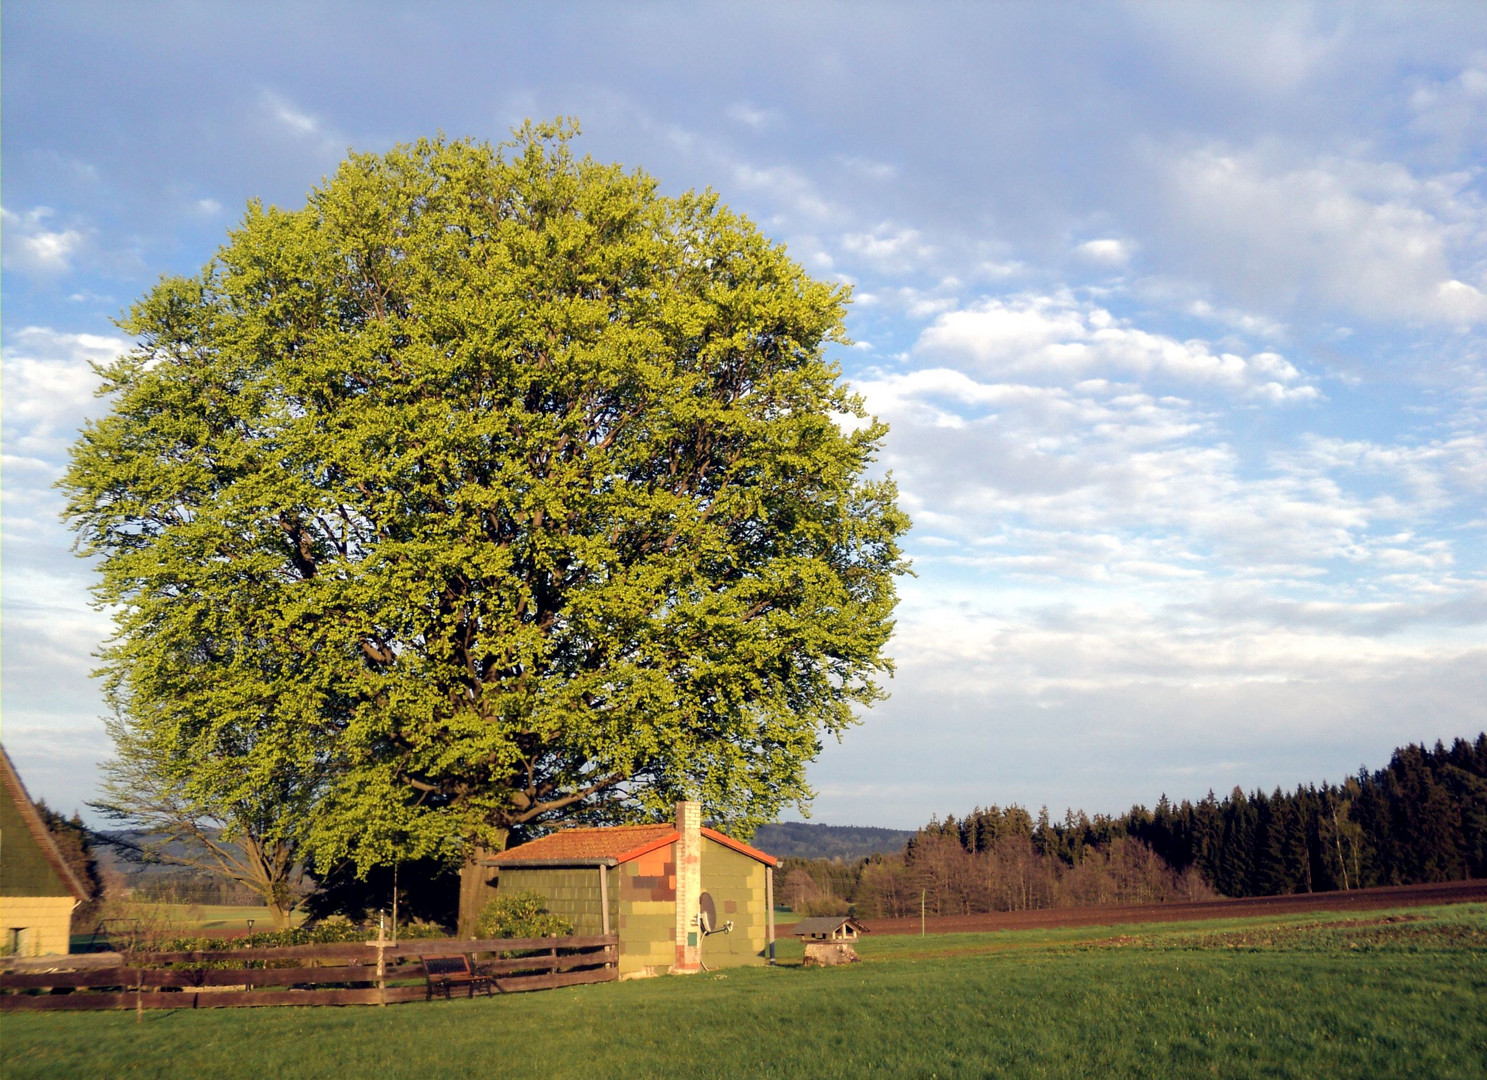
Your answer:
(779, 734), (1487, 917)
(1122, 734), (1487, 896)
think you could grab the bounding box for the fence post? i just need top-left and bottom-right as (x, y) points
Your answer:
(366, 914), (388, 1007)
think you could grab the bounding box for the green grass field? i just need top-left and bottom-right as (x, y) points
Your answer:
(71, 903), (309, 950)
(10, 903), (1486, 1080)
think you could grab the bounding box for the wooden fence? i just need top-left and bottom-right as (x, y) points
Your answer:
(0, 933), (618, 1012)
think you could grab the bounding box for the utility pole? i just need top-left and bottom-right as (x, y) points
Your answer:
(391, 862), (400, 944)
(921, 889), (926, 937)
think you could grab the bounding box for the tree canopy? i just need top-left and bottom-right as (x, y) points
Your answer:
(65, 122), (909, 880)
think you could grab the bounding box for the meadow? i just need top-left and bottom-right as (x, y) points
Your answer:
(7, 903), (1485, 1080)
(71, 903), (308, 952)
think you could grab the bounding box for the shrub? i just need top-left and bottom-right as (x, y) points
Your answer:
(397, 918), (452, 940)
(475, 891), (572, 939)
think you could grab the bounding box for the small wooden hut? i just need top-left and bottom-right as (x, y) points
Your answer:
(1, 747), (88, 956)
(792, 915), (870, 966)
(478, 802), (778, 979)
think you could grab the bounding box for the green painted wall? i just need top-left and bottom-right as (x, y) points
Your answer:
(493, 867), (616, 936)
(1, 782), (67, 898)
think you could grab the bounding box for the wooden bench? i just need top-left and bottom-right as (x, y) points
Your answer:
(423, 955), (491, 1000)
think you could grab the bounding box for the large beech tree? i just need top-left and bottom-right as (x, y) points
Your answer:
(65, 123), (908, 898)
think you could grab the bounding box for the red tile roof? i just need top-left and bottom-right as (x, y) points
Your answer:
(489, 825), (677, 865)
(488, 823), (778, 867)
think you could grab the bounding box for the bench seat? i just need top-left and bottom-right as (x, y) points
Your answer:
(423, 955), (492, 1000)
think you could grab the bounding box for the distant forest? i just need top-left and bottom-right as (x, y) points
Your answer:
(753, 822), (915, 861)
(782, 734), (1487, 919)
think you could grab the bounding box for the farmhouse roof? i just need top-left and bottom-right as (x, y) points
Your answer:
(485, 823), (777, 868)
(0, 744), (90, 902)
(790, 916), (871, 938)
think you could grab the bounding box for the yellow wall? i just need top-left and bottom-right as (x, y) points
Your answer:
(0, 895), (75, 956)
(494, 837), (772, 979)
(617, 843), (676, 978)
(698, 840), (768, 967)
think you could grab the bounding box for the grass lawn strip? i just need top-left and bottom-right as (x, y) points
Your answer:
(6, 902), (1484, 1080)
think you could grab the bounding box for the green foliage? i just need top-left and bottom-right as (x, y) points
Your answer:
(143, 920), (370, 954)
(63, 119), (909, 878)
(396, 918), (454, 940)
(474, 890), (572, 939)
(134, 914), (447, 954)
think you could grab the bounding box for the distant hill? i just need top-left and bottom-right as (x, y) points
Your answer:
(752, 822), (913, 861)
(90, 829), (265, 905)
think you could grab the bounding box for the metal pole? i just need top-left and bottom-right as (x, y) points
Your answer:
(599, 865), (611, 936)
(765, 866), (776, 965)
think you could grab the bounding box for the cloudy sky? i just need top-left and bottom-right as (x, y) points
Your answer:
(4, 2), (1485, 827)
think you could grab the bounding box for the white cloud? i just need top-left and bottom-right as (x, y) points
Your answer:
(854, 320), (1480, 604)
(1133, 4), (1343, 99)
(1, 327), (125, 464)
(916, 292), (1318, 400)
(1409, 53), (1487, 150)
(1181, 297), (1287, 340)
(1076, 238), (1132, 266)
(262, 90), (321, 137)
(809, 593), (1486, 822)
(1, 206), (87, 276)
(840, 223), (934, 270)
(1162, 147), (1487, 323)
(725, 102), (776, 130)
(2, 329), (123, 811)
(836, 156), (898, 182)
(864, 283), (964, 320)
(730, 161), (839, 221)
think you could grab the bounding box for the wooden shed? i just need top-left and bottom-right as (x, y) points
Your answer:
(1, 746), (88, 956)
(791, 915), (870, 942)
(481, 802), (778, 979)
(792, 915), (869, 966)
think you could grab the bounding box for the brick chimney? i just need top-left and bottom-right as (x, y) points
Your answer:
(672, 800), (702, 974)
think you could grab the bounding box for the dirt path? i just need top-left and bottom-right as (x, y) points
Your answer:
(780, 878), (1487, 937)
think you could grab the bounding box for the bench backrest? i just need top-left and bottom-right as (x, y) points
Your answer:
(424, 955), (472, 977)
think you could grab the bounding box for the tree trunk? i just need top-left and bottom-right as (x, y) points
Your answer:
(457, 831), (509, 938)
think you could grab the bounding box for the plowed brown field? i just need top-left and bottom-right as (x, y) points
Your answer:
(782, 878), (1487, 937)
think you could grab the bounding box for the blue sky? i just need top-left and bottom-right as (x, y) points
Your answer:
(4, 2), (1484, 827)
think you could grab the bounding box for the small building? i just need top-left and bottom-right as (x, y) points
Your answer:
(1, 746), (89, 956)
(792, 915), (869, 967)
(791, 915), (870, 942)
(482, 802), (778, 979)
